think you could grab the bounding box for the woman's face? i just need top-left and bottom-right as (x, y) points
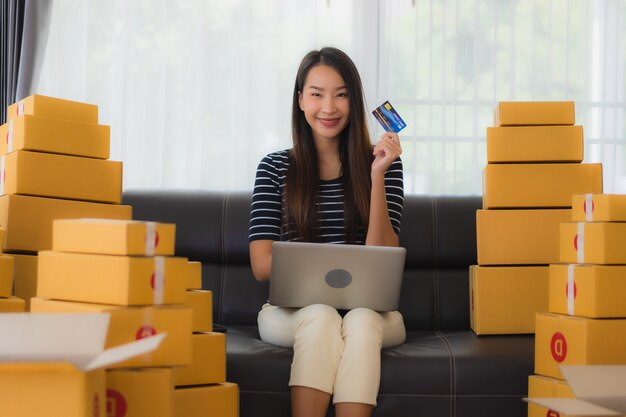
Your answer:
(298, 64), (350, 143)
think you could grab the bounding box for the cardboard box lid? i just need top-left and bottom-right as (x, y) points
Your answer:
(0, 313), (165, 371)
(525, 365), (626, 415)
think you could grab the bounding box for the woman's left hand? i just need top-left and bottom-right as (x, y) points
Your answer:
(372, 132), (402, 176)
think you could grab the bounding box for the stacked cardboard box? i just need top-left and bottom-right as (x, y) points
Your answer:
(0, 95), (132, 309)
(0, 227), (23, 312)
(531, 194), (626, 416)
(471, 102), (602, 335)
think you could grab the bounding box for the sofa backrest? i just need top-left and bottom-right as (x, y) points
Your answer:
(122, 190), (482, 331)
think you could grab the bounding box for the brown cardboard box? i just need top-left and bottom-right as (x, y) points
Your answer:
(535, 312), (626, 379)
(174, 383), (239, 417)
(174, 333), (226, 387)
(476, 209), (571, 265)
(1, 150), (122, 204)
(184, 290), (212, 332)
(38, 251), (189, 306)
(560, 222), (626, 264)
(0, 114), (110, 158)
(494, 101), (575, 126)
(0, 254), (14, 298)
(7, 94), (98, 123)
(0, 296), (25, 312)
(186, 261), (202, 290)
(527, 374), (575, 417)
(52, 218), (175, 256)
(30, 298), (192, 367)
(0, 194), (132, 253)
(11, 253), (37, 310)
(106, 368), (174, 417)
(486, 125), (583, 163)
(483, 163), (603, 209)
(550, 264), (626, 318)
(572, 193), (626, 222)
(469, 265), (549, 335)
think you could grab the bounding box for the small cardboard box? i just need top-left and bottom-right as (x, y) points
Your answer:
(494, 101), (575, 126)
(174, 383), (239, 417)
(7, 94), (98, 124)
(535, 312), (626, 380)
(476, 209), (571, 265)
(0, 194), (132, 253)
(0, 296), (25, 312)
(184, 290), (212, 332)
(0, 254), (14, 298)
(527, 374), (575, 417)
(1, 150), (122, 204)
(11, 253), (37, 311)
(38, 251), (189, 306)
(549, 264), (626, 318)
(30, 298), (192, 368)
(174, 332), (226, 387)
(106, 368), (174, 417)
(0, 114), (110, 158)
(470, 265), (549, 335)
(52, 218), (175, 256)
(186, 261), (202, 290)
(0, 313), (164, 417)
(486, 125), (583, 163)
(572, 193), (626, 222)
(483, 163), (603, 209)
(560, 222), (626, 264)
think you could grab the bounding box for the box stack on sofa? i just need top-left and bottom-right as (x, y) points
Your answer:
(0, 94), (132, 310)
(471, 101), (602, 335)
(530, 194), (626, 416)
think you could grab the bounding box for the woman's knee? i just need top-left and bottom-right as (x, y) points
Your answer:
(342, 308), (384, 340)
(294, 304), (342, 333)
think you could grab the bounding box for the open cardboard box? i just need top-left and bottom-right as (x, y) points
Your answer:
(525, 365), (626, 416)
(0, 313), (165, 417)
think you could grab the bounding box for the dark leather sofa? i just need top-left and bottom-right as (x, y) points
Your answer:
(122, 190), (534, 417)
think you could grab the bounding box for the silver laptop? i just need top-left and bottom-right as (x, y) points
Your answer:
(269, 241), (406, 312)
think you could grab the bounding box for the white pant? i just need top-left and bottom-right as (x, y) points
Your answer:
(257, 303), (406, 405)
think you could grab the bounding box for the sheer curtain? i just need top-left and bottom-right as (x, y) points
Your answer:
(37, 0), (626, 194)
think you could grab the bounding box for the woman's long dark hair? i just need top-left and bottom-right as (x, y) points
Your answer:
(284, 47), (372, 243)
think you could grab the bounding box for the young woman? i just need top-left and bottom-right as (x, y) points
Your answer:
(249, 47), (405, 417)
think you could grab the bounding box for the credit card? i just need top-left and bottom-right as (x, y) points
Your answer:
(372, 101), (406, 133)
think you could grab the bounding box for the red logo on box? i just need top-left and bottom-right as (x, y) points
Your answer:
(145, 231), (160, 248)
(583, 200), (595, 214)
(574, 235), (578, 251)
(550, 332), (567, 363)
(546, 410), (560, 417)
(135, 325), (157, 340)
(150, 273), (165, 290)
(565, 282), (577, 299)
(106, 389), (127, 417)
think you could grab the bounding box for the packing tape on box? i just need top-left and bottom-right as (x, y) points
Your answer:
(585, 194), (594, 222)
(567, 264), (575, 315)
(17, 100), (24, 116)
(7, 120), (13, 152)
(0, 155), (5, 195)
(577, 222), (585, 264)
(153, 256), (165, 305)
(145, 222), (157, 256)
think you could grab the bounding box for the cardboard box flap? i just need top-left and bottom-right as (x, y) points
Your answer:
(85, 332), (166, 371)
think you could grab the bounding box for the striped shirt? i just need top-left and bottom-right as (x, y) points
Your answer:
(249, 149), (404, 244)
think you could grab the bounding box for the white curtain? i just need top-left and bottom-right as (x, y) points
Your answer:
(37, 0), (626, 194)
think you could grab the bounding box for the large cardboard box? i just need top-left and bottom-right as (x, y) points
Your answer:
(30, 298), (192, 367)
(7, 94), (98, 124)
(0, 114), (110, 158)
(186, 261), (202, 290)
(106, 368), (174, 417)
(185, 290), (213, 332)
(52, 218), (175, 256)
(0, 254), (14, 298)
(476, 209), (571, 265)
(486, 125), (583, 163)
(174, 332), (225, 387)
(560, 222), (626, 264)
(0, 194), (132, 253)
(469, 265), (549, 335)
(1, 150), (122, 204)
(494, 101), (575, 126)
(527, 374), (575, 417)
(549, 264), (626, 318)
(535, 312), (626, 379)
(0, 313), (164, 417)
(572, 193), (626, 222)
(0, 296), (25, 312)
(38, 251), (189, 306)
(174, 383), (239, 417)
(11, 253), (37, 310)
(482, 163), (603, 209)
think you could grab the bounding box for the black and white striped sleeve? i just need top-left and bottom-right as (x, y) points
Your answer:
(384, 157), (404, 236)
(249, 154), (283, 242)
